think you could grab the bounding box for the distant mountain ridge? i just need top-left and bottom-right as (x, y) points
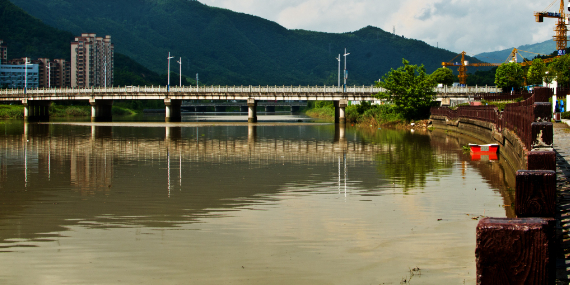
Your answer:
(6, 0), (484, 86)
(474, 40), (556, 63)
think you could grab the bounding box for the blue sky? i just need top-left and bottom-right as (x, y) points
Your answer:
(200, 0), (557, 55)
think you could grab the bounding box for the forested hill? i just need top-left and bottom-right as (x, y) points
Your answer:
(7, 0), (484, 86)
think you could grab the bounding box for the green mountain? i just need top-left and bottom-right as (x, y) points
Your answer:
(0, 0), (168, 86)
(6, 0), (483, 86)
(474, 40), (557, 63)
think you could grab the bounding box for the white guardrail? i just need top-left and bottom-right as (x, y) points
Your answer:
(0, 85), (501, 97)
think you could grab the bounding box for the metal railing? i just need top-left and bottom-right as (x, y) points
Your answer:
(431, 87), (552, 150)
(0, 85), (501, 98)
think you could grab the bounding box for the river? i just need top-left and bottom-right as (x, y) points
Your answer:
(0, 114), (514, 284)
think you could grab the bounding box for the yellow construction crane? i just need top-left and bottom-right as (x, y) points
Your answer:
(535, 0), (569, 55)
(441, 51), (501, 85)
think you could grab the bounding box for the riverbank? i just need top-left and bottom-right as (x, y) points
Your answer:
(0, 104), (137, 119)
(305, 103), (429, 130)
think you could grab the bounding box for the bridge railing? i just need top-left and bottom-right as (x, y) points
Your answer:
(0, 85), (501, 98)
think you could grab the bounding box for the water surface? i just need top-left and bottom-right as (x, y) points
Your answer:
(0, 117), (514, 284)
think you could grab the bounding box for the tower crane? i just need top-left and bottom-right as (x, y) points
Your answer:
(441, 51), (501, 85)
(535, 0), (569, 55)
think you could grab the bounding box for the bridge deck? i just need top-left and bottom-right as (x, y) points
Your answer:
(0, 85), (501, 102)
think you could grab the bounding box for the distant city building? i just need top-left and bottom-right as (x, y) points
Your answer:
(0, 40), (7, 64)
(0, 58), (39, 89)
(38, 58), (71, 88)
(71, 33), (114, 88)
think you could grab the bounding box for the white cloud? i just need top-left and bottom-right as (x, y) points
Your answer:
(199, 0), (560, 55)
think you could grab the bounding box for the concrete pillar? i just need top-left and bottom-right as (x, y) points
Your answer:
(338, 99), (348, 125)
(164, 99), (181, 122)
(215, 106), (226, 112)
(89, 99), (113, 122)
(240, 106), (248, 112)
(22, 99), (50, 121)
(334, 101), (340, 124)
(265, 106), (275, 113)
(248, 98), (257, 123)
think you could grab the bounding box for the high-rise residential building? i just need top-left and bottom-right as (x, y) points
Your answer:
(0, 40), (7, 64)
(71, 33), (114, 88)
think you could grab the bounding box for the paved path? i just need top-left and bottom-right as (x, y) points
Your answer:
(553, 121), (570, 284)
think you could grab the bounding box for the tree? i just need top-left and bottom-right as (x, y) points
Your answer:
(430, 67), (454, 86)
(548, 54), (570, 87)
(526, 58), (547, 86)
(495, 62), (524, 92)
(375, 59), (436, 120)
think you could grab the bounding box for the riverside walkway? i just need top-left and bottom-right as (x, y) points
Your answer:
(553, 121), (570, 283)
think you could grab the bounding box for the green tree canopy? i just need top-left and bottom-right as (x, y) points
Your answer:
(495, 62), (524, 92)
(548, 54), (570, 87)
(430, 67), (454, 86)
(375, 59), (436, 120)
(526, 58), (547, 86)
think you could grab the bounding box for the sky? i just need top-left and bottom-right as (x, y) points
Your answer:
(199, 0), (558, 55)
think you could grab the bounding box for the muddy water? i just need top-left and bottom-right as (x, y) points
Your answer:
(0, 119), (514, 284)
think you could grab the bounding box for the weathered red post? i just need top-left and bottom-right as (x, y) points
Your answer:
(476, 218), (556, 284)
(515, 170), (556, 217)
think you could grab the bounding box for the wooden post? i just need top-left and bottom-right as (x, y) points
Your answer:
(476, 217), (556, 284)
(515, 170), (556, 217)
(527, 151), (556, 171)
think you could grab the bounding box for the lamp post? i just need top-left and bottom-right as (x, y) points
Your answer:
(167, 52), (174, 92)
(47, 62), (51, 88)
(343, 48), (350, 92)
(336, 54), (341, 88)
(177, 57), (182, 87)
(104, 54), (107, 88)
(24, 57), (30, 94)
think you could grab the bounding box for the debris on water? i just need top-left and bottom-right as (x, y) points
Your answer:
(437, 218), (442, 221)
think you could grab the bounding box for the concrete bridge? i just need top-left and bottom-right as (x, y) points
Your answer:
(179, 101), (308, 113)
(0, 85), (500, 123)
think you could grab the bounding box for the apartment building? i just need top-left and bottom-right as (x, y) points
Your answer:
(0, 40), (7, 64)
(71, 33), (114, 88)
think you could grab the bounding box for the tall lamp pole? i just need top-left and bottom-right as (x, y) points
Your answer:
(47, 62), (51, 88)
(24, 57), (30, 94)
(177, 57), (182, 87)
(167, 52), (174, 92)
(343, 48), (350, 92)
(336, 54), (341, 88)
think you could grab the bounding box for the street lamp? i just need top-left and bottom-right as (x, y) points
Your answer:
(336, 54), (341, 88)
(24, 57), (30, 94)
(46, 62), (51, 88)
(167, 52), (174, 92)
(343, 48), (350, 92)
(177, 57), (182, 87)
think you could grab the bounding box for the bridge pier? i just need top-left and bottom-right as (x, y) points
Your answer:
(215, 106), (226, 112)
(22, 100), (50, 121)
(334, 99), (348, 125)
(165, 126), (182, 141)
(91, 126), (112, 139)
(89, 99), (113, 122)
(265, 106), (275, 113)
(164, 99), (181, 122)
(248, 99), (257, 123)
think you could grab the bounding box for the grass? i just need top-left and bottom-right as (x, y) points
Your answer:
(0, 104), (137, 119)
(305, 102), (409, 127)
